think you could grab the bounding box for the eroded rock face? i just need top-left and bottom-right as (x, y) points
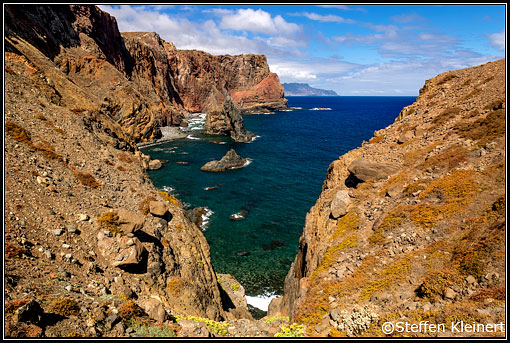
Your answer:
(230, 72), (288, 113)
(201, 149), (249, 172)
(167, 50), (287, 114)
(5, 4), (228, 325)
(203, 99), (255, 142)
(330, 190), (351, 219)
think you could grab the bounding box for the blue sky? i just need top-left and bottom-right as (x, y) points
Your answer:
(99, 4), (505, 95)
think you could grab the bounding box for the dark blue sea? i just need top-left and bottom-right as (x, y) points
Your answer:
(141, 96), (415, 300)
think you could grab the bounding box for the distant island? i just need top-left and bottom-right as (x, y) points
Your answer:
(283, 83), (338, 96)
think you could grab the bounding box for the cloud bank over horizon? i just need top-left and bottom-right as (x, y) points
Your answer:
(100, 4), (505, 96)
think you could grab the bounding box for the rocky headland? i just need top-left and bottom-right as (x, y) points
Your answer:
(4, 4), (505, 339)
(282, 83), (338, 96)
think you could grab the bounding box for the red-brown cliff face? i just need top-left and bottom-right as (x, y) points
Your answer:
(167, 50), (288, 114)
(5, 5), (287, 143)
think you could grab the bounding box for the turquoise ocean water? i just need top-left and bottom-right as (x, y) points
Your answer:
(141, 96), (415, 299)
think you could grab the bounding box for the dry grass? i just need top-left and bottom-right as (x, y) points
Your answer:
(97, 210), (122, 236)
(72, 170), (101, 188)
(431, 107), (461, 127)
(117, 300), (146, 321)
(6, 121), (66, 163)
(423, 145), (469, 172)
(48, 299), (80, 316)
(118, 152), (134, 164)
(455, 109), (505, 147)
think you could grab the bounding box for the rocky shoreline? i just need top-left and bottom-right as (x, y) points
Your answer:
(136, 127), (188, 148)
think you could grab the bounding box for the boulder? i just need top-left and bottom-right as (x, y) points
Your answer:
(397, 130), (414, 144)
(97, 232), (146, 268)
(14, 300), (43, 324)
(386, 184), (404, 198)
(148, 159), (163, 170)
(201, 149), (249, 172)
(149, 201), (169, 217)
(178, 320), (212, 337)
(330, 190), (351, 218)
(117, 209), (145, 234)
(443, 287), (456, 300)
(217, 274), (253, 320)
(140, 297), (167, 322)
(347, 158), (400, 182)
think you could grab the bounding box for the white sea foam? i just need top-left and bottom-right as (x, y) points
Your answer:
(200, 207), (214, 231)
(246, 294), (278, 312)
(230, 213), (245, 220)
(186, 135), (200, 140)
(247, 135), (261, 143)
(310, 107), (332, 111)
(161, 185), (175, 193)
(185, 113), (207, 132)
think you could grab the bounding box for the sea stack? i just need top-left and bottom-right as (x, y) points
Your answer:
(201, 149), (250, 172)
(203, 99), (256, 143)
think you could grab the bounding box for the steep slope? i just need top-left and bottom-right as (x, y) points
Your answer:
(270, 59), (506, 338)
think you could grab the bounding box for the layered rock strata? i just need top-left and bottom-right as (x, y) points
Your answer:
(271, 59), (506, 338)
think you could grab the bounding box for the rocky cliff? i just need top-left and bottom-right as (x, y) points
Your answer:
(167, 49), (287, 114)
(5, 5), (286, 144)
(3, 4), (265, 338)
(270, 59), (506, 337)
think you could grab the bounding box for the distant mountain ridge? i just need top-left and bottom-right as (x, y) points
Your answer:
(283, 83), (338, 96)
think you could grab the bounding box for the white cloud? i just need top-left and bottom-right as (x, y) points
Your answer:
(487, 30), (505, 50)
(300, 12), (356, 24)
(98, 5), (304, 58)
(390, 13), (425, 23)
(317, 5), (366, 12)
(324, 55), (502, 95)
(219, 8), (300, 35)
(268, 58), (358, 84)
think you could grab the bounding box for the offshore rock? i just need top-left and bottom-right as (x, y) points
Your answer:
(203, 99), (256, 142)
(201, 149), (250, 172)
